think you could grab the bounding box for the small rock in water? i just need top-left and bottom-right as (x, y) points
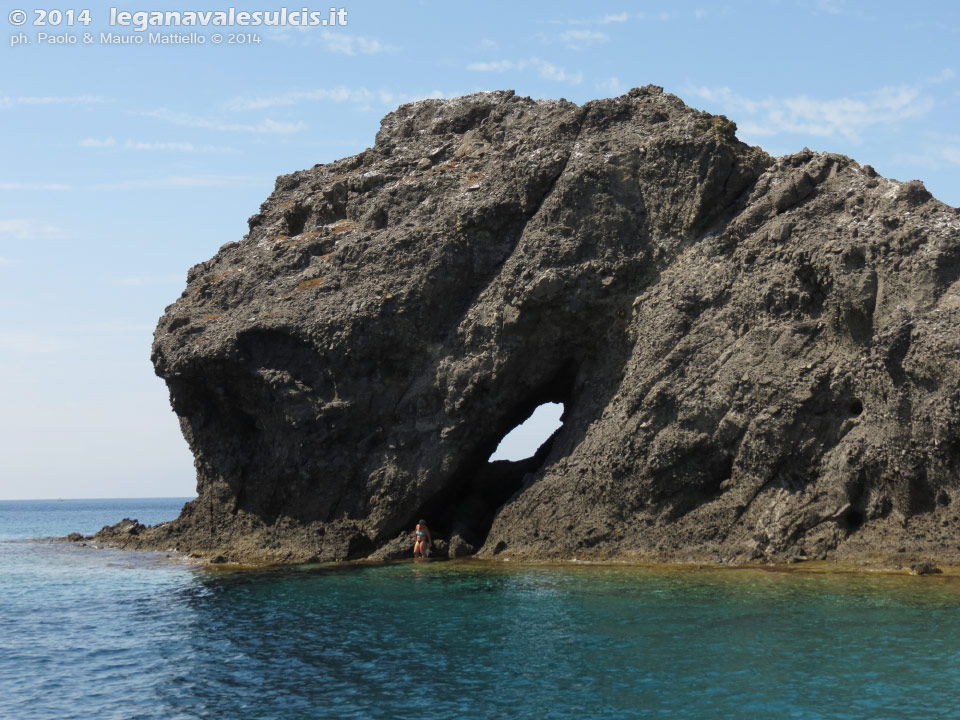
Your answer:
(909, 562), (942, 576)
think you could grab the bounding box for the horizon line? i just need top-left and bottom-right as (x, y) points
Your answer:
(0, 495), (197, 502)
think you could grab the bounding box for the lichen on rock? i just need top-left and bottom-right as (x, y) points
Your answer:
(127, 86), (959, 567)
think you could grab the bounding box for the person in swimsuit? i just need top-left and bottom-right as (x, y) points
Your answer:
(413, 519), (432, 558)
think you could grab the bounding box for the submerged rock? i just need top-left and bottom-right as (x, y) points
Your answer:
(139, 86), (959, 566)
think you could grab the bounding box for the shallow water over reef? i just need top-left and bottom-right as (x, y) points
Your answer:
(1, 499), (959, 719)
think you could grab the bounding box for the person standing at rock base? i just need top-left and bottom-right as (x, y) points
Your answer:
(413, 520), (432, 558)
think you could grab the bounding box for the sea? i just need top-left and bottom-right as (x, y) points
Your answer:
(1, 498), (959, 720)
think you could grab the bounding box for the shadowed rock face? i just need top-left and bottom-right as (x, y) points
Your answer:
(142, 86), (960, 566)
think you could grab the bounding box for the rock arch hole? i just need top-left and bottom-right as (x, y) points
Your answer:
(448, 401), (567, 554)
(410, 359), (578, 558)
(489, 402), (565, 462)
(418, 398), (570, 558)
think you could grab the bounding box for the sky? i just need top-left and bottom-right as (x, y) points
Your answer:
(0, 1), (957, 500)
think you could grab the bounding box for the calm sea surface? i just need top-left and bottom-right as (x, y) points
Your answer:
(1, 499), (959, 719)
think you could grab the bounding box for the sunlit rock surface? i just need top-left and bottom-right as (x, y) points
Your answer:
(127, 87), (960, 566)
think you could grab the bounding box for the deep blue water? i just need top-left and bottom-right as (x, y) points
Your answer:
(1, 500), (959, 719)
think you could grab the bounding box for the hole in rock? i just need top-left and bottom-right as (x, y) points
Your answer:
(414, 367), (576, 559)
(848, 398), (864, 416)
(488, 402), (565, 462)
(839, 507), (865, 532)
(285, 205), (311, 236)
(437, 402), (567, 553)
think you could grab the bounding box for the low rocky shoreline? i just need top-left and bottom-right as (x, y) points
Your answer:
(59, 516), (954, 577)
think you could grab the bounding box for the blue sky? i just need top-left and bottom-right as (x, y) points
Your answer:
(1, 0), (957, 499)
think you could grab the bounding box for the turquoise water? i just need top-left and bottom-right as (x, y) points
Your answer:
(1, 500), (959, 719)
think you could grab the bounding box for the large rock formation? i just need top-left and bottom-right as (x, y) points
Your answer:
(133, 86), (960, 566)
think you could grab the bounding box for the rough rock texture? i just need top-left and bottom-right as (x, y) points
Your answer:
(126, 86), (960, 567)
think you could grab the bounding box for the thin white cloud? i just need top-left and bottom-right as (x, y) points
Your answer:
(0, 95), (114, 109)
(596, 77), (623, 95)
(928, 68), (956, 84)
(0, 182), (72, 190)
(601, 12), (630, 23)
(225, 87), (376, 111)
(895, 148), (960, 169)
(134, 108), (306, 133)
(815, 0), (845, 15)
(894, 135), (960, 170)
(684, 83), (934, 142)
(80, 320), (157, 334)
(0, 257), (13, 265)
(566, 12), (629, 25)
(90, 175), (256, 191)
(467, 59), (518, 72)
(694, 8), (708, 20)
(466, 59), (523, 73)
(0, 219), (70, 240)
(124, 140), (238, 153)
(1, 176), (256, 192)
(939, 146), (960, 165)
(124, 140), (192, 152)
(226, 87), (449, 112)
(0, 332), (66, 354)
(267, 24), (396, 53)
(559, 29), (608, 49)
(535, 59), (583, 85)
(467, 57), (582, 85)
(322, 33), (396, 55)
(80, 136), (236, 153)
(111, 274), (184, 287)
